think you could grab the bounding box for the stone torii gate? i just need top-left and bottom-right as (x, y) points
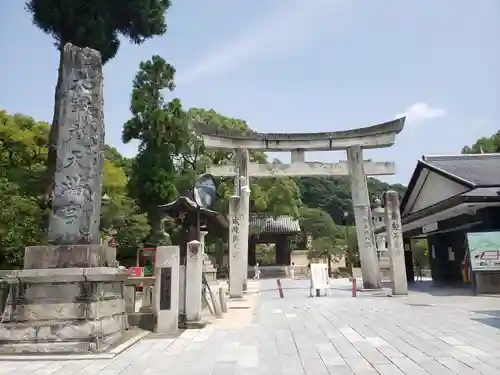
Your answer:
(194, 118), (405, 294)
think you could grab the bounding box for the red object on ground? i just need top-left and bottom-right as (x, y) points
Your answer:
(351, 277), (357, 297)
(276, 278), (284, 298)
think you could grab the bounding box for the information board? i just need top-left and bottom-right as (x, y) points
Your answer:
(467, 231), (500, 272)
(310, 263), (329, 290)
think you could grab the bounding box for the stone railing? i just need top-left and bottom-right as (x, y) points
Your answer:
(124, 276), (155, 331)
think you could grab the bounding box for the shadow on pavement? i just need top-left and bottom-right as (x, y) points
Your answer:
(472, 309), (500, 330)
(405, 279), (476, 296)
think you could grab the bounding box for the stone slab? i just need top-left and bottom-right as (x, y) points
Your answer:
(0, 267), (128, 354)
(2, 266), (128, 284)
(0, 313), (127, 342)
(475, 272), (500, 294)
(0, 329), (149, 360)
(24, 245), (116, 269)
(208, 160), (396, 177)
(8, 298), (126, 321)
(20, 280), (122, 302)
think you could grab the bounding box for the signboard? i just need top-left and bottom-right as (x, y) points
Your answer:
(159, 267), (172, 310)
(467, 232), (500, 272)
(141, 248), (157, 277)
(310, 264), (329, 291)
(422, 222), (438, 234)
(128, 266), (143, 277)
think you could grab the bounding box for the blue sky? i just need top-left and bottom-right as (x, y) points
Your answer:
(1, 0), (499, 184)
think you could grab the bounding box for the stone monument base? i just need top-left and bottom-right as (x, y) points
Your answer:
(0, 245), (129, 354)
(475, 272), (500, 294)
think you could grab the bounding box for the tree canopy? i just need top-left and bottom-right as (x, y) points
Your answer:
(296, 176), (406, 225)
(0, 110), (149, 268)
(462, 131), (500, 154)
(26, 0), (171, 63)
(27, 0), (173, 210)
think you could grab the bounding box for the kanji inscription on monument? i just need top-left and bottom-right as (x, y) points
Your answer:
(48, 43), (104, 245)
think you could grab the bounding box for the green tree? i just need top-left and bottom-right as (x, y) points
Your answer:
(309, 237), (342, 262)
(298, 207), (343, 275)
(0, 111), (49, 267)
(185, 108), (270, 215)
(26, 0), (172, 200)
(412, 239), (429, 268)
(0, 110), (49, 197)
(0, 178), (46, 269)
(123, 56), (190, 244)
(0, 109), (149, 267)
(298, 207), (339, 240)
(462, 131), (500, 154)
(104, 145), (133, 176)
(100, 148), (150, 264)
(187, 108), (267, 165)
(296, 176), (406, 225)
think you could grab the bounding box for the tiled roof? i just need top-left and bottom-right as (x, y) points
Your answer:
(462, 187), (500, 197)
(424, 154), (500, 186)
(249, 214), (301, 234)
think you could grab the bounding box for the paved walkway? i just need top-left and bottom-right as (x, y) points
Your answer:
(1, 279), (499, 375)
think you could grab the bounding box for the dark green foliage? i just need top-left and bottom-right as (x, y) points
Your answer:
(298, 207), (339, 240)
(462, 131), (500, 154)
(26, 0), (171, 63)
(123, 56), (191, 241)
(296, 176), (406, 225)
(0, 109), (149, 268)
(27, 0), (172, 204)
(0, 178), (46, 268)
(104, 145), (133, 176)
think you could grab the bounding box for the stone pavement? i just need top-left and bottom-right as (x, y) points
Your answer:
(0, 278), (499, 375)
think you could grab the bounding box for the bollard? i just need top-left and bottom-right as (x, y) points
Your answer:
(219, 286), (228, 313)
(351, 277), (357, 297)
(276, 279), (284, 298)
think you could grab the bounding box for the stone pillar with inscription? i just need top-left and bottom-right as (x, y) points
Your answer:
(384, 190), (408, 295)
(347, 145), (381, 289)
(236, 149), (250, 292)
(0, 44), (128, 354)
(229, 195), (243, 298)
(185, 240), (203, 323)
(154, 246), (180, 333)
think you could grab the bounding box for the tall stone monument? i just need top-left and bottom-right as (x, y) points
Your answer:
(0, 44), (128, 353)
(347, 145), (381, 289)
(384, 190), (408, 295)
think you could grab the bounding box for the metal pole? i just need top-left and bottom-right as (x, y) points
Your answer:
(276, 279), (284, 298)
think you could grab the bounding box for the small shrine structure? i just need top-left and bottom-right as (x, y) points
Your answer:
(248, 214), (301, 266)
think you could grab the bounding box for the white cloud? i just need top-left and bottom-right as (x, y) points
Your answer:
(176, 0), (343, 86)
(396, 102), (447, 123)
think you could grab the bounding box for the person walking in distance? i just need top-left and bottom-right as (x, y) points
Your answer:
(290, 262), (295, 280)
(253, 262), (261, 280)
(414, 258), (423, 282)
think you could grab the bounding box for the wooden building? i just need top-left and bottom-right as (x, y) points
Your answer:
(398, 154), (500, 290)
(248, 214), (301, 266)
